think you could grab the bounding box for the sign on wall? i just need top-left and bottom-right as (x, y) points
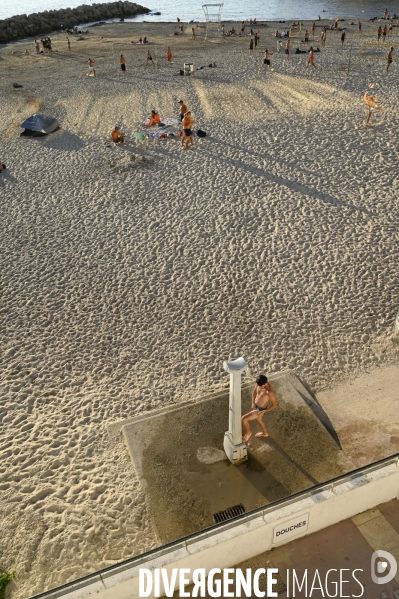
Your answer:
(273, 513), (310, 544)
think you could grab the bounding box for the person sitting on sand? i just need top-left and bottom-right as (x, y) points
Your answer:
(111, 126), (124, 143)
(146, 110), (161, 126)
(242, 375), (277, 442)
(167, 46), (173, 62)
(143, 36), (148, 44)
(364, 91), (383, 125)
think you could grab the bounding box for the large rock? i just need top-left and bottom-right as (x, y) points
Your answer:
(0, 1), (150, 43)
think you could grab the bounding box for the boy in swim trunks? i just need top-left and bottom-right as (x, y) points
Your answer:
(242, 375), (277, 442)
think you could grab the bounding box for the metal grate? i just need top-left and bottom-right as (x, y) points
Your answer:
(213, 503), (246, 523)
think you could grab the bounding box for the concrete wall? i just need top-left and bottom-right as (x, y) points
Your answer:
(30, 458), (399, 599)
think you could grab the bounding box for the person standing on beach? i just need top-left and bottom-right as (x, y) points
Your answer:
(364, 91), (383, 125)
(383, 24), (388, 41)
(179, 99), (188, 121)
(311, 21), (316, 35)
(358, 20), (362, 35)
(242, 375), (277, 442)
(387, 47), (394, 72)
(321, 27), (326, 47)
(167, 46), (173, 62)
(249, 37), (254, 57)
(120, 54), (126, 75)
(88, 58), (96, 76)
(181, 111), (195, 149)
(341, 30), (346, 45)
(67, 37), (71, 51)
(146, 50), (154, 66)
(377, 26), (382, 42)
(306, 46), (316, 69)
(34, 39), (40, 53)
(259, 49), (273, 71)
(304, 29), (309, 45)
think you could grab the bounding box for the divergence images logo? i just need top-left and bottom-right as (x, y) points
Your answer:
(371, 551), (398, 585)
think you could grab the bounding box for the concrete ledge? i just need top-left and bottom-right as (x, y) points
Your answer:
(29, 454), (399, 599)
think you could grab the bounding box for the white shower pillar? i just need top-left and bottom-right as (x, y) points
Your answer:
(223, 356), (248, 464)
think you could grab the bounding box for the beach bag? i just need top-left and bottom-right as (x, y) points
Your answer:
(197, 129), (206, 137)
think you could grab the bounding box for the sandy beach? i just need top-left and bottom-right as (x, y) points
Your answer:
(1, 17), (399, 598)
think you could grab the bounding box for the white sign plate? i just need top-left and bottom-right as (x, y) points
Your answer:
(273, 513), (310, 544)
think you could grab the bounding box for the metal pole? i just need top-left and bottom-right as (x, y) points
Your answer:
(347, 41), (352, 77)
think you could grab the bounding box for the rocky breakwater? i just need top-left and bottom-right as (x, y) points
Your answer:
(0, 1), (150, 44)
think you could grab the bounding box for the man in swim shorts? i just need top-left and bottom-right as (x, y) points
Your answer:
(364, 91), (383, 125)
(242, 374), (277, 442)
(181, 111), (195, 148)
(120, 54), (126, 74)
(88, 58), (96, 76)
(259, 49), (273, 70)
(387, 46), (394, 72)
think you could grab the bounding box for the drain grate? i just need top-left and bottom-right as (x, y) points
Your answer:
(213, 503), (246, 523)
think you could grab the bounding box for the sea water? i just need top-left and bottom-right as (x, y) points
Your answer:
(1, 0), (392, 22)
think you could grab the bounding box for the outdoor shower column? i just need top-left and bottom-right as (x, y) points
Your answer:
(223, 356), (248, 464)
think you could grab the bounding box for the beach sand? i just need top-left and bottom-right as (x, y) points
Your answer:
(1, 17), (399, 598)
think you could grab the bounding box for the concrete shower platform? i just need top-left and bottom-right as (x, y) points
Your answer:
(108, 371), (354, 544)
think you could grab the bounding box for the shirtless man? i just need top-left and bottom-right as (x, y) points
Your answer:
(120, 54), (126, 75)
(259, 49), (273, 71)
(179, 99), (188, 121)
(364, 91), (383, 125)
(242, 375), (277, 442)
(111, 126), (124, 143)
(387, 46), (394, 72)
(181, 111), (195, 148)
(88, 58), (96, 76)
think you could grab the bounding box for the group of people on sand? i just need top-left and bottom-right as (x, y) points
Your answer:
(34, 37), (52, 54)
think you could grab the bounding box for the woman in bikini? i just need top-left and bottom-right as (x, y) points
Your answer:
(242, 375), (277, 442)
